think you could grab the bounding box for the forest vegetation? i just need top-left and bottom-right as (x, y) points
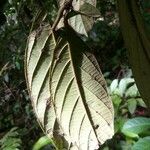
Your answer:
(0, 0), (150, 149)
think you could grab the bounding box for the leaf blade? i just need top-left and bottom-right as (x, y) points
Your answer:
(49, 27), (114, 149)
(132, 136), (150, 150)
(25, 24), (56, 132)
(122, 117), (150, 137)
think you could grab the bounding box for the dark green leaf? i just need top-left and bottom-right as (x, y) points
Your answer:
(132, 136), (150, 150)
(122, 117), (150, 138)
(33, 136), (54, 150)
(25, 24), (58, 146)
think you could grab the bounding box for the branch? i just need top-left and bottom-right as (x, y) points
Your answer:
(52, 0), (73, 30)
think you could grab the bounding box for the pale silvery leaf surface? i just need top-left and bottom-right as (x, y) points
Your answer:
(25, 24), (57, 136)
(25, 24), (114, 150)
(49, 27), (114, 149)
(57, 0), (97, 36)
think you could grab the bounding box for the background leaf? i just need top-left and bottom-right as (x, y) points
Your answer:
(32, 136), (55, 150)
(68, 14), (94, 36)
(137, 98), (147, 108)
(0, 127), (22, 150)
(127, 98), (137, 114)
(122, 117), (150, 138)
(57, 0), (97, 36)
(132, 136), (150, 150)
(78, 2), (100, 17)
(58, 0), (97, 11)
(69, 0), (97, 36)
(125, 84), (138, 98)
(110, 79), (118, 93)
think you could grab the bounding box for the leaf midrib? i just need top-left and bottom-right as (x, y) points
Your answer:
(68, 43), (99, 144)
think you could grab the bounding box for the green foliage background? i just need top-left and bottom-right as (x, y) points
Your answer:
(0, 0), (150, 149)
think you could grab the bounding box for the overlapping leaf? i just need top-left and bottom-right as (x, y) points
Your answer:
(69, 0), (97, 36)
(49, 27), (114, 149)
(57, 0), (98, 36)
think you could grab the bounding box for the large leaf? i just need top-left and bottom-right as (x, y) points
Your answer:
(117, 0), (150, 107)
(122, 117), (150, 138)
(132, 136), (150, 150)
(25, 24), (58, 140)
(49, 26), (114, 149)
(25, 24), (114, 149)
(25, 24), (68, 149)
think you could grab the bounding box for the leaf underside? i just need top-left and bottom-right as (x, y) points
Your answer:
(25, 24), (56, 131)
(57, 0), (97, 36)
(132, 136), (150, 150)
(25, 24), (114, 150)
(69, 0), (97, 36)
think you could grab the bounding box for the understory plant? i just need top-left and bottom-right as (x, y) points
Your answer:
(24, 0), (150, 149)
